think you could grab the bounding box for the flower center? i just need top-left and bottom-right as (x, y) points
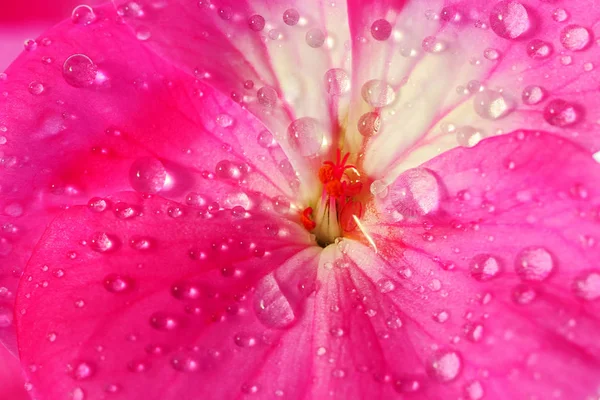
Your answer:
(301, 150), (365, 247)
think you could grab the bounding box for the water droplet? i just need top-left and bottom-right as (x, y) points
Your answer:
(171, 353), (199, 372)
(473, 90), (513, 120)
(371, 19), (392, 41)
(257, 130), (275, 148)
(324, 68), (350, 95)
(257, 86), (278, 107)
(522, 85), (545, 105)
(87, 197), (108, 212)
(470, 254), (502, 281)
(72, 387), (85, 400)
(306, 28), (325, 48)
(456, 126), (484, 147)
(28, 81), (45, 95)
(171, 282), (201, 300)
(254, 275), (296, 329)
(218, 6), (232, 20)
(72, 361), (95, 380)
(90, 232), (116, 253)
(464, 323), (484, 342)
(287, 117), (323, 157)
(560, 25), (591, 51)
(440, 6), (462, 23)
(543, 99), (581, 127)
(357, 112), (381, 137)
(526, 39), (553, 59)
(515, 247), (554, 281)
(427, 350), (462, 383)
(234, 333), (257, 347)
(216, 114), (234, 127)
(129, 157), (167, 193)
(149, 312), (179, 331)
(464, 380), (485, 400)
(422, 36), (446, 53)
(489, 1), (531, 39)
(572, 271), (600, 300)
(512, 284), (536, 304)
(552, 8), (569, 23)
(389, 168), (441, 217)
(136, 27), (151, 41)
(103, 274), (131, 293)
(283, 8), (299, 26)
(433, 310), (450, 323)
(23, 39), (37, 51)
(361, 79), (395, 108)
(484, 48), (500, 60)
(215, 160), (243, 180)
(248, 14), (265, 32)
(62, 54), (97, 88)
(377, 279), (396, 293)
(71, 5), (96, 25)
(127, 360), (150, 373)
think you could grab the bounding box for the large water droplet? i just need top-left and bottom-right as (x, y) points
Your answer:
(254, 275), (296, 329)
(371, 19), (392, 41)
(572, 271), (600, 300)
(257, 86), (278, 107)
(361, 80), (395, 108)
(306, 28), (325, 48)
(129, 157), (167, 193)
(248, 14), (265, 32)
(470, 254), (502, 281)
(357, 112), (381, 137)
(560, 25), (591, 51)
(71, 5), (96, 25)
(515, 247), (554, 281)
(489, 1), (531, 39)
(324, 69), (350, 95)
(90, 232), (117, 253)
(283, 9), (300, 26)
(62, 54), (97, 88)
(543, 99), (581, 127)
(287, 117), (323, 157)
(427, 350), (462, 383)
(473, 90), (513, 120)
(389, 168), (441, 218)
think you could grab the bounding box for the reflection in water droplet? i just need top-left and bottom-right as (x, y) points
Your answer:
(515, 247), (554, 281)
(470, 254), (502, 281)
(361, 80), (396, 107)
(371, 19), (392, 41)
(427, 350), (462, 383)
(560, 25), (591, 51)
(129, 157), (167, 193)
(63, 54), (97, 88)
(389, 168), (441, 218)
(306, 28), (325, 48)
(324, 69), (350, 95)
(543, 99), (580, 127)
(71, 5), (96, 25)
(456, 126), (484, 147)
(473, 90), (513, 120)
(489, 1), (530, 39)
(357, 112), (381, 137)
(28, 81), (45, 95)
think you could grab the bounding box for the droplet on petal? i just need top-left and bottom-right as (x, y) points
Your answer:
(254, 275), (296, 329)
(512, 284), (536, 304)
(71, 361), (95, 380)
(28, 81), (45, 95)
(149, 312), (179, 331)
(287, 117), (324, 157)
(473, 90), (513, 120)
(389, 168), (441, 217)
(552, 8), (569, 23)
(103, 274), (132, 293)
(422, 36), (446, 53)
(560, 25), (591, 51)
(90, 232), (117, 253)
(71, 5), (96, 25)
(306, 28), (326, 48)
(543, 99), (581, 127)
(489, 1), (531, 39)
(470, 254), (502, 281)
(129, 157), (167, 193)
(357, 112), (381, 137)
(456, 126), (484, 147)
(572, 271), (600, 300)
(63, 54), (97, 88)
(371, 19), (392, 41)
(526, 39), (553, 59)
(283, 9), (300, 26)
(361, 80), (396, 108)
(521, 85), (545, 105)
(515, 247), (554, 281)
(324, 69), (350, 95)
(257, 86), (278, 107)
(248, 15), (265, 32)
(427, 350), (462, 383)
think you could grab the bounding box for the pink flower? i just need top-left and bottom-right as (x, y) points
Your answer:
(2, 0), (600, 399)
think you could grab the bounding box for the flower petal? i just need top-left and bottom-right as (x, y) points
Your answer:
(0, 344), (29, 400)
(345, 0), (600, 180)
(350, 132), (600, 397)
(15, 192), (319, 399)
(1, 4), (301, 351)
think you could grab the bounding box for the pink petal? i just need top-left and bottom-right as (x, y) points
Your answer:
(0, 344), (29, 400)
(1, 4), (298, 351)
(16, 192), (317, 399)
(356, 131), (600, 398)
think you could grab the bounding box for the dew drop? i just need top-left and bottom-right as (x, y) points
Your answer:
(389, 168), (441, 217)
(90, 232), (116, 253)
(28, 81), (45, 96)
(560, 25), (591, 51)
(515, 247), (554, 281)
(324, 68), (350, 95)
(87, 197), (108, 212)
(422, 36), (446, 53)
(72, 361), (95, 380)
(572, 271), (600, 300)
(357, 112), (381, 137)
(306, 28), (325, 48)
(171, 282), (201, 300)
(171, 353), (200, 372)
(283, 8), (300, 26)
(149, 312), (179, 331)
(489, 1), (531, 40)
(215, 160), (243, 180)
(484, 48), (500, 60)
(71, 5), (96, 25)
(0, 307), (13, 328)
(248, 14), (265, 32)
(473, 90), (513, 120)
(287, 117), (323, 157)
(257, 130), (275, 148)
(521, 85), (545, 105)
(24, 39), (37, 51)
(254, 275), (296, 329)
(377, 279), (396, 293)
(62, 54), (97, 88)
(129, 157), (167, 193)
(371, 19), (392, 41)
(512, 284), (536, 304)
(526, 39), (553, 59)
(257, 86), (278, 107)
(464, 380), (485, 400)
(552, 8), (568, 23)
(470, 254), (502, 281)
(234, 333), (257, 347)
(361, 79), (395, 108)
(456, 126), (484, 147)
(103, 274), (131, 293)
(543, 99), (581, 127)
(427, 350), (462, 383)
(72, 387), (85, 400)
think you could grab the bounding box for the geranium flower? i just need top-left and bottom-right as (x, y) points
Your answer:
(2, 0), (600, 398)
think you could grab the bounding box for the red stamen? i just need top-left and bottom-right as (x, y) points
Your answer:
(301, 207), (316, 231)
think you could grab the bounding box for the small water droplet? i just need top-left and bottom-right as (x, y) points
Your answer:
(215, 160), (243, 180)
(87, 197), (108, 212)
(28, 81), (45, 95)
(257, 130), (275, 148)
(522, 85), (545, 105)
(484, 48), (500, 60)
(456, 126), (484, 147)
(489, 1), (531, 39)
(515, 247), (554, 281)
(357, 112), (381, 137)
(324, 68), (350, 95)
(257, 86), (278, 107)
(470, 254), (502, 281)
(283, 8), (299, 26)
(361, 79), (395, 108)
(512, 284), (536, 304)
(377, 279), (396, 293)
(171, 282), (201, 300)
(552, 8), (569, 23)
(371, 19), (392, 41)
(422, 36), (446, 53)
(560, 25), (591, 51)
(71, 5), (96, 25)
(90, 232), (116, 253)
(473, 90), (513, 120)
(103, 274), (131, 293)
(526, 39), (553, 59)
(248, 14), (265, 31)
(129, 157), (167, 193)
(72, 361), (95, 380)
(572, 271), (600, 300)
(464, 380), (485, 400)
(62, 54), (97, 88)
(149, 312), (179, 331)
(427, 350), (462, 383)
(234, 333), (257, 347)
(306, 28), (326, 48)
(171, 353), (200, 372)
(136, 27), (151, 41)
